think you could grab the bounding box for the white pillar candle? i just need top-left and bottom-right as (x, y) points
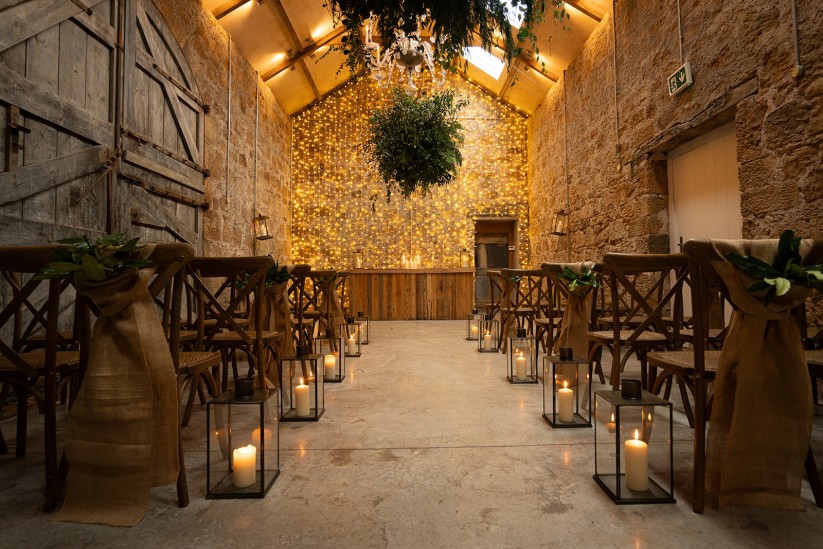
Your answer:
(470, 324), (479, 338)
(295, 377), (310, 417)
(558, 380), (574, 422)
(414, 254), (420, 268)
(625, 429), (649, 491)
(483, 332), (492, 350)
(355, 255), (363, 269)
(232, 444), (257, 488)
(401, 253), (407, 268)
(515, 351), (527, 381)
(347, 335), (357, 355)
(324, 354), (336, 380)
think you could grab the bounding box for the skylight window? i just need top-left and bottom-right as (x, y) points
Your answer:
(463, 47), (506, 79)
(502, 0), (525, 28)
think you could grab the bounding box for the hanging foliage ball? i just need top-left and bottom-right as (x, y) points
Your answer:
(365, 88), (468, 200)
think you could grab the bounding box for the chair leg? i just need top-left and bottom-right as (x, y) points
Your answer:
(805, 448), (823, 508)
(15, 386), (28, 458)
(0, 426), (7, 455)
(176, 422), (189, 508)
(182, 376), (199, 428)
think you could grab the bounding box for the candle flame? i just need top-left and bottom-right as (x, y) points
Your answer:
(518, 351), (524, 358)
(299, 377), (304, 385)
(563, 380), (568, 389)
(610, 413), (615, 422)
(647, 412), (652, 421)
(633, 429), (640, 440)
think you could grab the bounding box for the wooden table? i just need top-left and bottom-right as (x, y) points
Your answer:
(347, 268), (474, 320)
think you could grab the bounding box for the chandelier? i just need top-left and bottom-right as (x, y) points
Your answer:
(363, 15), (446, 93)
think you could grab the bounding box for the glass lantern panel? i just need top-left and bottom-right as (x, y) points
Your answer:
(507, 336), (537, 382)
(315, 335), (345, 382)
(281, 356), (325, 420)
(341, 323), (362, 356)
(478, 319), (499, 352)
(355, 312), (370, 344)
(466, 312), (484, 340)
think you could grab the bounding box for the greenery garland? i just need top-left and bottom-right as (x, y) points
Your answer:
(364, 87), (467, 200)
(324, 1), (568, 77)
(35, 234), (151, 283)
(556, 265), (602, 292)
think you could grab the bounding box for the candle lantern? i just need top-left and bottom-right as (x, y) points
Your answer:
(593, 387), (675, 504)
(206, 388), (279, 498)
(252, 213), (273, 241)
(353, 249), (364, 269)
(314, 329), (346, 382)
(355, 311), (370, 344)
(507, 329), (537, 383)
(459, 248), (472, 268)
(466, 310), (485, 341)
(280, 353), (324, 421)
(543, 352), (592, 427)
(477, 318), (499, 353)
(341, 317), (362, 357)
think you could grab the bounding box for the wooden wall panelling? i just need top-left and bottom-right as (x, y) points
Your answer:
(347, 271), (474, 320)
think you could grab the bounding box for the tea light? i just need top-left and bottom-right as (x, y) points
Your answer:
(515, 351), (527, 381)
(324, 354), (336, 380)
(625, 429), (649, 491)
(607, 412), (616, 434)
(295, 377), (310, 417)
(558, 380), (574, 422)
(232, 444), (257, 488)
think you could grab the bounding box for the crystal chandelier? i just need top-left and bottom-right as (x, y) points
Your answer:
(363, 15), (446, 93)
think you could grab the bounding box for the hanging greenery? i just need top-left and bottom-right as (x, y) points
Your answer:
(324, 0), (568, 76)
(364, 87), (468, 200)
(34, 234), (152, 283)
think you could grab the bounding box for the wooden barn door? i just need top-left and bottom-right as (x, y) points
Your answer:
(120, 0), (206, 252)
(0, 0), (206, 249)
(0, 0), (118, 243)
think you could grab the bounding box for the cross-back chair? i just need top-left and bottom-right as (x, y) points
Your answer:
(185, 256), (281, 393)
(0, 245), (91, 510)
(486, 270), (504, 321)
(586, 253), (690, 391)
(498, 269), (550, 352)
(540, 262), (604, 357)
(306, 270), (343, 337)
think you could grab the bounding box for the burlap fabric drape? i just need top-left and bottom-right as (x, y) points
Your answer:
(706, 239), (813, 510)
(553, 262), (596, 360)
(260, 281), (294, 359)
(317, 276), (344, 332)
(55, 257), (178, 526)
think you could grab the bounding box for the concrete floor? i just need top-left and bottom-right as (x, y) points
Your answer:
(1, 320), (822, 547)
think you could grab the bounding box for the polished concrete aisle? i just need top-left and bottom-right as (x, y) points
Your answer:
(1, 321), (822, 547)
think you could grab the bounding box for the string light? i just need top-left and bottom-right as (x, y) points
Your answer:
(291, 71), (530, 269)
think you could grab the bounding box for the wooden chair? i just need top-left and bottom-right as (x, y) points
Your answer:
(288, 264), (313, 351)
(586, 253), (689, 391)
(185, 256), (282, 393)
(0, 245), (91, 510)
(306, 270), (343, 336)
(485, 270), (504, 321)
(540, 262), (603, 357)
(498, 269), (549, 351)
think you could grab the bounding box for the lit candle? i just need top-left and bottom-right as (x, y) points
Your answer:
(232, 444), (257, 488)
(414, 254), (420, 268)
(515, 351), (527, 381)
(625, 429), (649, 491)
(470, 324), (479, 338)
(347, 335), (357, 355)
(355, 255), (363, 269)
(402, 253), (407, 269)
(251, 427), (273, 449)
(324, 354), (336, 380)
(295, 377), (310, 417)
(558, 380), (574, 422)
(607, 412), (616, 434)
(483, 331), (492, 350)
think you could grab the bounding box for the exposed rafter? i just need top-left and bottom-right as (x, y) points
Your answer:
(565, 1), (603, 23)
(262, 26), (347, 82)
(265, 0), (321, 100)
(212, 0), (249, 20)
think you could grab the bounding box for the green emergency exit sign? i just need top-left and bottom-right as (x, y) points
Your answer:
(667, 62), (693, 96)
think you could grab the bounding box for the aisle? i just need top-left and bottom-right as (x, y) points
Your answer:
(1, 321), (822, 548)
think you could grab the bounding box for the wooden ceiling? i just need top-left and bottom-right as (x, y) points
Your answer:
(203, 0), (611, 116)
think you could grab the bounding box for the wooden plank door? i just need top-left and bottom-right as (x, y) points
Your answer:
(120, 0), (207, 252)
(0, 0), (117, 244)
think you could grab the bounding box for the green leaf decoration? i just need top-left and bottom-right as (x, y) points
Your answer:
(556, 265), (602, 290)
(35, 233), (152, 283)
(727, 229), (821, 305)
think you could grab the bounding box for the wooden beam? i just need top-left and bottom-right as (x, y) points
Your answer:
(565, 1), (603, 23)
(261, 26), (347, 82)
(213, 0), (250, 20)
(0, 0), (104, 54)
(266, 0), (321, 100)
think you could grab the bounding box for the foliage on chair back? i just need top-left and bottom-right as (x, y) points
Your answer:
(365, 88), (467, 200)
(727, 230), (823, 305)
(34, 234), (151, 283)
(556, 265), (602, 292)
(326, 0), (567, 76)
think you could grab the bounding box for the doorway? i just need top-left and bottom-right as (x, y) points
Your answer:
(474, 218), (518, 310)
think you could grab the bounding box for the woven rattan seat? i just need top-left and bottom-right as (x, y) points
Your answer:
(587, 330), (668, 344)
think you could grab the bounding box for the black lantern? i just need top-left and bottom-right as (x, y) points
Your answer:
(252, 213), (273, 240)
(355, 311), (370, 344)
(477, 318), (499, 353)
(280, 353), (324, 421)
(507, 328), (537, 383)
(341, 317), (362, 357)
(543, 351), (592, 427)
(550, 209), (569, 236)
(314, 329), (346, 382)
(466, 310), (485, 341)
(206, 388), (279, 498)
(593, 386), (675, 504)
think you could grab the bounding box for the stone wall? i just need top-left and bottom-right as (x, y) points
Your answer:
(154, 0), (291, 260)
(528, 0), (823, 326)
(291, 73), (529, 269)
(529, 1), (822, 258)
